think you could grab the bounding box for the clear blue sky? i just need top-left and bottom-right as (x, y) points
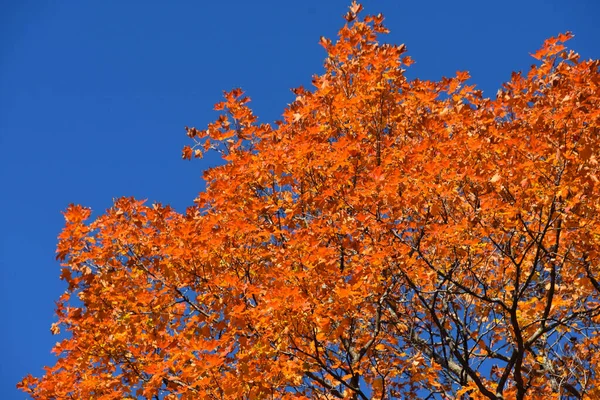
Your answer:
(1, 0), (598, 398)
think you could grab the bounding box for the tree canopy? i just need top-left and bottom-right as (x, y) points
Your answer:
(19, 3), (600, 399)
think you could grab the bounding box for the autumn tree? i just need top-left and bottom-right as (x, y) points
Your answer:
(19, 3), (600, 399)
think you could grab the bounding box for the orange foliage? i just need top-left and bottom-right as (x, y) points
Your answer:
(19, 3), (600, 399)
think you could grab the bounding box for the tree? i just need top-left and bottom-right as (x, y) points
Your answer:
(19, 2), (600, 399)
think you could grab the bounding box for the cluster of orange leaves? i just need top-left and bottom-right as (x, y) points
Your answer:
(19, 2), (600, 399)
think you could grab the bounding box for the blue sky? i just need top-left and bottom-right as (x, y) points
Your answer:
(1, 0), (598, 397)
